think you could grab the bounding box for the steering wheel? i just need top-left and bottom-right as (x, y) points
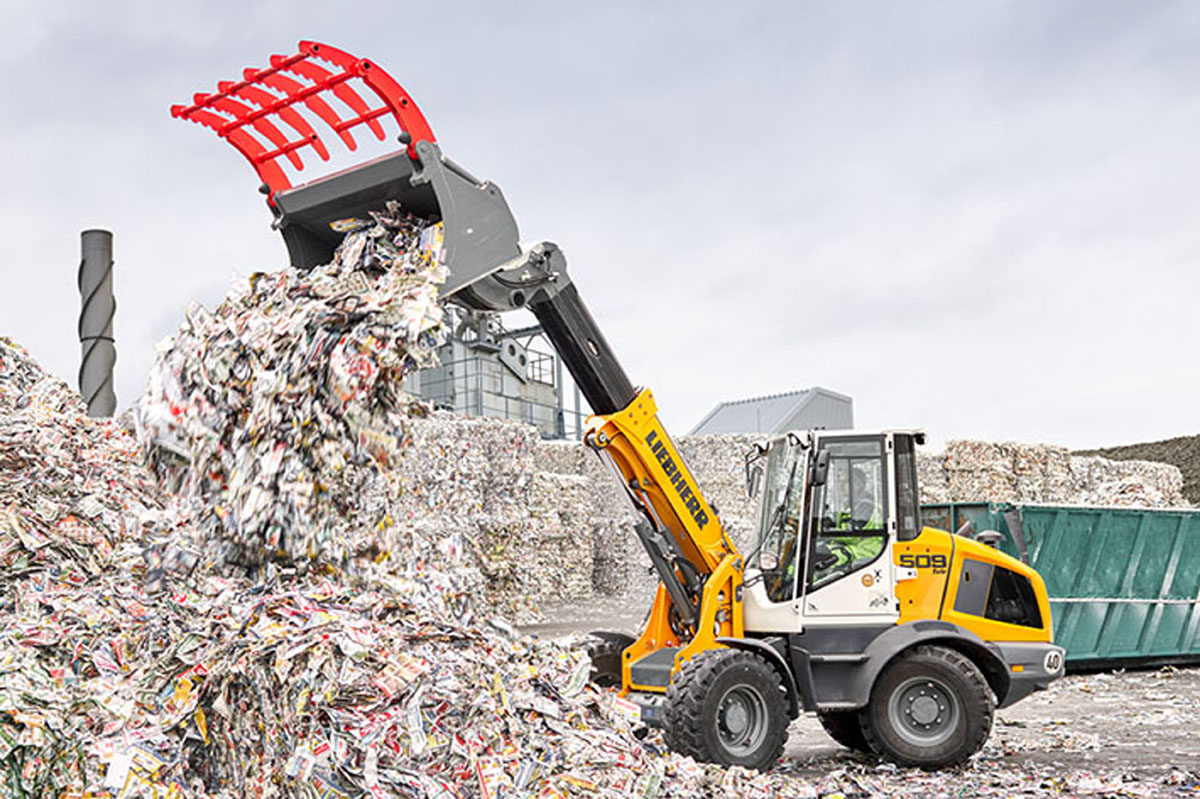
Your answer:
(812, 539), (855, 588)
(814, 539), (851, 570)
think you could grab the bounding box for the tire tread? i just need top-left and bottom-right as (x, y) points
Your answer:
(817, 710), (872, 753)
(663, 649), (788, 770)
(585, 634), (632, 688)
(860, 644), (994, 768)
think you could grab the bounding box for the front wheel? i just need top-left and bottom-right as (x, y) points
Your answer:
(861, 645), (994, 769)
(663, 649), (789, 771)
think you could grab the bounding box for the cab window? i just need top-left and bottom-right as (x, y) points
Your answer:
(954, 560), (1044, 629)
(752, 442), (807, 603)
(987, 567), (1043, 629)
(894, 434), (921, 541)
(808, 439), (887, 589)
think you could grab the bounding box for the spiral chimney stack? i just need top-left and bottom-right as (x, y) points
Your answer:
(78, 229), (116, 417)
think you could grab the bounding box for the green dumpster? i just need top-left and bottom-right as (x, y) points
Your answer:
(922, 502), (1200, 670)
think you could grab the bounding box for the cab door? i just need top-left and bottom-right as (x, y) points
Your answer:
(800, 434), (899, 625)
(741, 436), (811, 632)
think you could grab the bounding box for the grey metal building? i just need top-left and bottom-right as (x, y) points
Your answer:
(404, 308), (586, 439)
(689, 387), (853, 436)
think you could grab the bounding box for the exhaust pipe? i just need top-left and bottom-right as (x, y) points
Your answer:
(78, 229), (116, 417)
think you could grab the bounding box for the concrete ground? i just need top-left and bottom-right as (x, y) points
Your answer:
(785, 666), (1199, 774)
(523, 601), (1200, 796)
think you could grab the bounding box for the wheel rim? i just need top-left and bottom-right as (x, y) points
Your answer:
(887, 676), (960, 748)
(715, 684), (769, 757)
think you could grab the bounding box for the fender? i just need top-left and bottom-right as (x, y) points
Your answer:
(717, 636), (802, 719)
(834, 620), (1010, 709)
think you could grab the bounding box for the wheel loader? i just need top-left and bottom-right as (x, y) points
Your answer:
(173, 41), (1065, 771)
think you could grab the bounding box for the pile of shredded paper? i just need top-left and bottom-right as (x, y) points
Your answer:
(136, 205), (446, 568)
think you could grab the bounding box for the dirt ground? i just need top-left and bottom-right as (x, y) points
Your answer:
(523, 602), (1200, 797)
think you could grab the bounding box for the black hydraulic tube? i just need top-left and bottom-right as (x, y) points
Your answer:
(633, 519), (697, 628)
(528, 283), (637, 416)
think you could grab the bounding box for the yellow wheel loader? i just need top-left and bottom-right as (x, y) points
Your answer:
(174, 41), (1065, 771)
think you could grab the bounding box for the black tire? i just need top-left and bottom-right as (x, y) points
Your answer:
(861, 645), (994, 769)
(663, 649), (789, 771)
(817, 710), (872, 753)
(585, 632), (633, 688)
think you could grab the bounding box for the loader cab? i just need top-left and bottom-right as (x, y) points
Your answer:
(743, 429), (924, 631)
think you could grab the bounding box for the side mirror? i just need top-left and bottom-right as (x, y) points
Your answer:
(744, 447), (766, 499)
(811, 450), (830, 487)
(745, 462), (764, 499)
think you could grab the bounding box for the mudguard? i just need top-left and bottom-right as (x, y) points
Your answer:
(825, 621), (1010, 709)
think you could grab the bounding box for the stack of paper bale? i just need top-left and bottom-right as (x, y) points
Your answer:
(536, 433), (761, 605)
(1083, 434), (1200, 504)
(395, 414), (596, 615)
(673, 435), (760, 552)
(916, 452), (952, 503)
(931, 440), (1185, 507)
(1066, 454), (1187, 507)
(536, 440), (645, 600)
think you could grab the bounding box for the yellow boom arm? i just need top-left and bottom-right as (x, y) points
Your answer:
(586, 388), (745, 691)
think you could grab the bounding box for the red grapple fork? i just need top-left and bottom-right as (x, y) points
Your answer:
(171, 40), (435, 199)
(172, 41), (524, 305)
(172, 40), (647, 444)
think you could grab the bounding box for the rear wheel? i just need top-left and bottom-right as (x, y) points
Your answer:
(584, 632), (633, 688)
(817, 710), (872, 753)
(861, 645), (994, 768)
(663, 649), (789, 771)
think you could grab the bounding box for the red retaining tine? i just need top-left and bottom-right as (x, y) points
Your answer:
(197, 92), (305, 170)
(287, 57), (386, 142)
(171, 40), (437, 201)
(219, 81), (331, 163)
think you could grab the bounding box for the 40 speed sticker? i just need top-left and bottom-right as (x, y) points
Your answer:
(1043, 649), (1064, 674)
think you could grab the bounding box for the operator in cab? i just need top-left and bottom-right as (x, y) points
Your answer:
(813, 461), (886, 583)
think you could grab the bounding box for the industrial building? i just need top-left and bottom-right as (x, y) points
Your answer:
(404, 308), (586, 439)
(689, 387), (853, 436)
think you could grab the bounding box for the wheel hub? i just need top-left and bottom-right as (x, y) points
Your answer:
(888, 677), (960, 747)
(723, 702), (749, 735)
(910, 694), (940, 725)
(715, 685), (769, 756)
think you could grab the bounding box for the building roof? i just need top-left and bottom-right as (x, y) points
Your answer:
(688, 387), (853, 436)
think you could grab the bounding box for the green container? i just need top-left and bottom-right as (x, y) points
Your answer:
(922, 502), (1200, 670)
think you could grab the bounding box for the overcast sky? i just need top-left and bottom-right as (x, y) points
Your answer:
(1, 1), (1197, 450)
